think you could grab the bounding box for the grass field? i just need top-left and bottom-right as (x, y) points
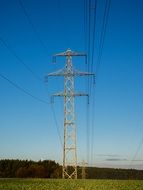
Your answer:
(0, 179), (143, 190)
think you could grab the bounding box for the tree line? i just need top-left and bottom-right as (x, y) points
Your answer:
(87, 167), (143, 180)
(0, 159), (62, 178)
(0, 159), (143, 179)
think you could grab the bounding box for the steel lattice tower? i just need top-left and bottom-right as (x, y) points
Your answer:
(47, 49), (94, 179)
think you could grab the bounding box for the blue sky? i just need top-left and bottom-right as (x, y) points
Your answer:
(0, 0), (143, 169)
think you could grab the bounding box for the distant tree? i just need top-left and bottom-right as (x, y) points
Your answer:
(16, 167), (28, 178)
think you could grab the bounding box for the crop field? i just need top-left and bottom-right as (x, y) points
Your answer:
(0, 179), (143, 190)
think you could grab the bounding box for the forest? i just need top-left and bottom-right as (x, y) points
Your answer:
(0, 159), (143, 179)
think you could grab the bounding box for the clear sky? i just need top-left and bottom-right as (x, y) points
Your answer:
(0, 0), (143, 169)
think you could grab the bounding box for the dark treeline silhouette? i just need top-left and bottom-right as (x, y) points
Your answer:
(0, 159), (143, 179)
(0, 159), (62, 178)
(87, 167), (143, 180)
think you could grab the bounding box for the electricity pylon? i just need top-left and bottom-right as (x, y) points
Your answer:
(46, 49), (94, 179)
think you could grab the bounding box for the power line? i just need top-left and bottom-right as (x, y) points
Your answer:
(129, 137), (143, 168)
(0, 72), (48, 105)
(92, 0), (111, 163)
(87, 0), (91, 93)
(88, 0), (91, 69)
(90, 0), (97, 165)
(86, 0), (92, 165)
(95, 0), (111, 76)
(44, 83), (63, 148)
(86, 0), (98, 165)
(51, 103), (63, 147)
(91, 0), (97, 78)
(90, 83), (96, 164)
(84, 0), (90, 164)
(84, 0), (88, 51)
(18, 0), (48, 51)
(1, 71), (64, 149)
(0, 36), (42, 81)
(89, 0), (111, 165)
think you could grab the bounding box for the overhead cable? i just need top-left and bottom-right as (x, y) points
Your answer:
(95, 0), (111, 76)
(129, 137), (143, 168)
(51, 103), (63, 147)
(90, 0), (111, 165)
(0, 73), (48, 105)
(0, 36), (42, 81)
(18, 0), (48, 51)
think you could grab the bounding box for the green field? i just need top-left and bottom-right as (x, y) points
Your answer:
(0, 179), (143, 190)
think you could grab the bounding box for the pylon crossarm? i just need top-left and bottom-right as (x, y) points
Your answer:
(73, 93), (88, 97)
(73, 69), (95, 77)
(46, 68), (66, 77)
(52, 92), (88, 97)
(53, 49), (87, 57)
(46, 69), (94, 78)
(52, 49), (87, 65)
(51, 92), (89, 104)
